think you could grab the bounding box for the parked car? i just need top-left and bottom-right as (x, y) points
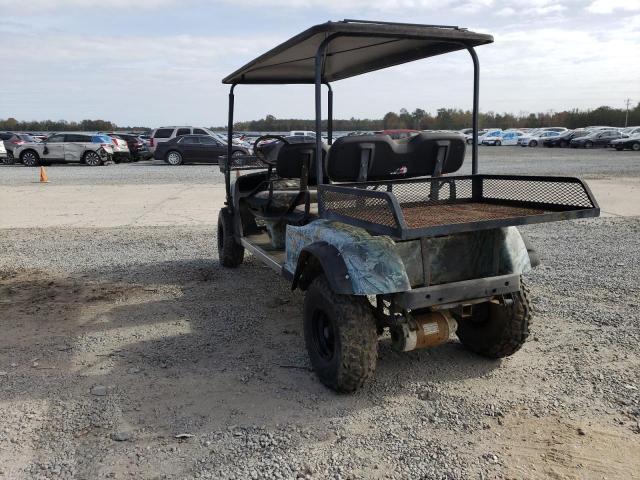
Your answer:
(611, 135), (640, 151)
(374, 129), (419, 140)
(469, 129), (501, 145)
(621, 126), (640, 137)
(148, 126), (217, 153)
(518, 130), (560, 147)
(481, 130), (525, 146)
(542, 129), (590, 148)
(101, 134), (131, 162)
(570, 130), (623, 148)
(14, 133), (114, 166)
(289, 130), (317, 137)
(0, 132), (37, 164)
(107, 133), (150, 161)
(464, 129), (490, 144)
(0, 139), (7, 164)
(153, 134), (249, 165)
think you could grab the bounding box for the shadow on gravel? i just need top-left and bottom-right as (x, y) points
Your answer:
(1, 259), (501, 476)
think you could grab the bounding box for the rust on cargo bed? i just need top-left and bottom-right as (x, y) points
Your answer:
(400, 202), (545, 229)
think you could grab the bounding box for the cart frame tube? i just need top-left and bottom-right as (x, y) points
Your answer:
(467, 46), (480, 175)
(225, 38), (481, 209)
(314, 37), (482, 189)
(226, 84), (236, 206)
(326, 82), (333, 145)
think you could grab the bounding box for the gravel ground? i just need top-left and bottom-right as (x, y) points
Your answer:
(1, 147), (639, 479)
(1, 216), (639, 479)
(1, 146), (639, 186)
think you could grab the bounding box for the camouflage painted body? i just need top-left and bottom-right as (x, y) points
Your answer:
(285, 220), (531, 296)
(285, 220), (411, 295)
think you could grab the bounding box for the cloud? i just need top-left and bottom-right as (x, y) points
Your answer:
(0, 0), (179, 9)
(1, 1), (639, 125)
(496, 7), (516, 16)
(586, 0), (640, 14)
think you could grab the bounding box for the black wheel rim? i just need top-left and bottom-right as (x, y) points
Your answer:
(87, 153), (99, 165)
(311, 311), (335, 361)
(24, 153), (35, 165)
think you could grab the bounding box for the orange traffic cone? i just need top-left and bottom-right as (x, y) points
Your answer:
(39, 166), (49, 183)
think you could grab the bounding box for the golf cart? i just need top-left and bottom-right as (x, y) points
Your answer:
(217, 20), (599, 392)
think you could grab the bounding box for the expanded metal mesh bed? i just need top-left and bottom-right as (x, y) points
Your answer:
(318, 175), (599, 239)
(219, 154), (268, 172)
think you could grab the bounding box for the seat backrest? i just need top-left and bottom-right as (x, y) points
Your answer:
(275, 142), (328, 185)
(326, 132), (466, 182)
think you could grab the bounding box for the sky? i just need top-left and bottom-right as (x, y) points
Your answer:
(0, 0), (638, 127)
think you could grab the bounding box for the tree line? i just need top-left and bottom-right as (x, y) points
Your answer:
(0, 118), (148, 132)
(2, 103), (638, 133)
(231, 103), (640, 131)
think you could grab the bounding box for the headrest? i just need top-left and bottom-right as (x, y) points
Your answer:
(326, 132), (466, 182)
(276, 142), (328, 184)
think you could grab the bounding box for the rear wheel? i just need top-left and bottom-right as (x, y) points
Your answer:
(4, 151), (15, 165)
(455, 281), (531, 358)
(632, 142), (640, 152)
(560, 140), (568, 148)
(584, 140), (593, 149)
(84, 151), (102, 166)
(529, 140), (538, 147)
(496, 140), (502, 146)
(304, 275), (378, 393)
(217, 207), (244, 267)
(21, 150), (40, 167)
(166, 151), (183, 166)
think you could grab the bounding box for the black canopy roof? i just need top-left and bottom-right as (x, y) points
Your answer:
(222, 20), (493, 85)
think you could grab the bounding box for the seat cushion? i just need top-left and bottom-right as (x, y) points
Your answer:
(246, 188), (318, 213)
(326, 132), (466, 182)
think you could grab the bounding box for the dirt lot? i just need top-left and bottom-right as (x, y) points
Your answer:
(1, 148), (639, 479)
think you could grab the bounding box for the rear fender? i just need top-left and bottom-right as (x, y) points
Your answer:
(292, 242), (353, 294)
(286, 220), (411, 295)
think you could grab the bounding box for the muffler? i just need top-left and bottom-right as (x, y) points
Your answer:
(390, 311), (458, 352)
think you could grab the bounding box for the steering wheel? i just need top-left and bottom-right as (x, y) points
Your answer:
(252, 135), (290, 165)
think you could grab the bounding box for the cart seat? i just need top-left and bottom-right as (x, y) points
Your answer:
(291, 132), (466, 220)
(326, 132), (466, 182)
(245, 142), (327, 217)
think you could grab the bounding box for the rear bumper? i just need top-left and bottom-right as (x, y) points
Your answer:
(392, 273), (520, 310)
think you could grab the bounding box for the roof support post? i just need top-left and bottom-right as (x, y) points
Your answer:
(467, 46), (480, 175)
(325, 83), (333, 145)
(314, 43), (325, 192)
(226, 84), (236, 206)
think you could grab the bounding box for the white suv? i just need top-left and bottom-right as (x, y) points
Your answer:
(149, 126), (215, 153)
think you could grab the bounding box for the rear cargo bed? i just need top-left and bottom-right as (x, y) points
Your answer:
(318, 174), (600, 240)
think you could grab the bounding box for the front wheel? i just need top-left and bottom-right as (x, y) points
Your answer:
(632, 142), (640, 152)
(4, 151), (15, 165)
(529, 140), (538, 147)
(84, 151), (103, 166)
(560, 140), (568, 148)
(217, 207), (244, 267)
(304, 275), (378, 393)
(165, 151), (183, 165)
(584, 141), (593, 149)
(21, 150), (40, 167)
(496, 140), (502, 146)
(455, 281), (531, 358)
